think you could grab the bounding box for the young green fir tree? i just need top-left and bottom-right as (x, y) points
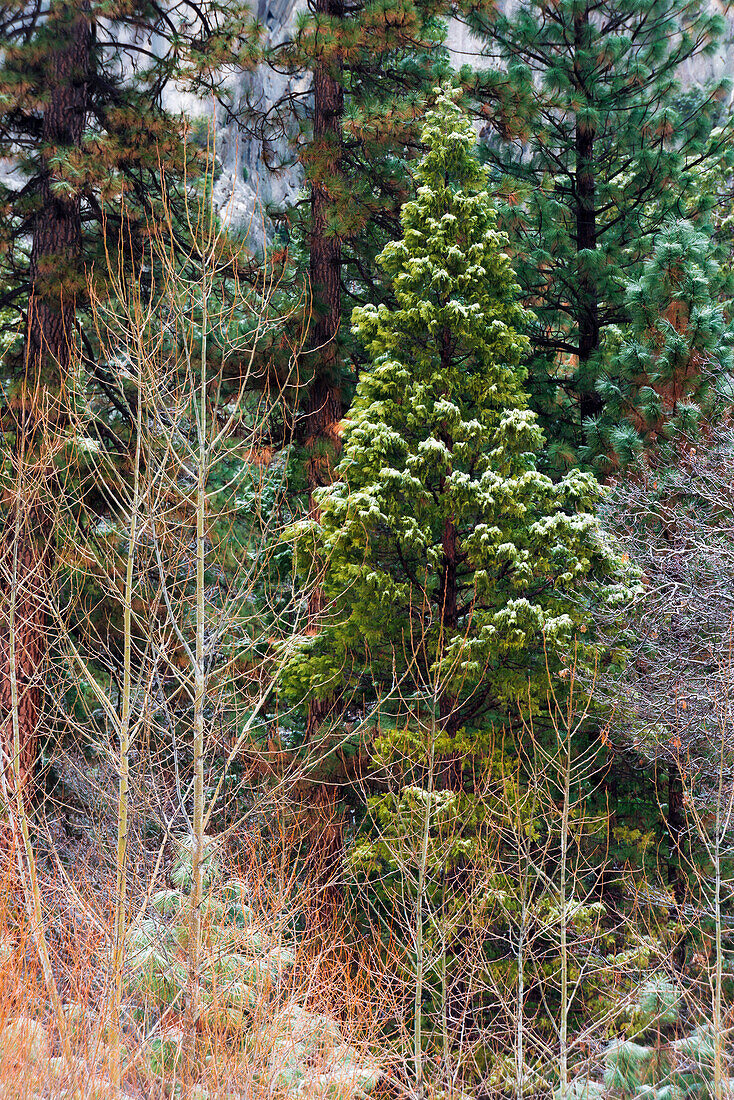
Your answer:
(584, 220), (734, 474)
(283, 88), (622, 790)
(462, 0), (734, 466)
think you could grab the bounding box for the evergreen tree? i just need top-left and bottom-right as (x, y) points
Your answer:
(463, 0), (734, 463)
(228, 0), (450, 870)
(241, 0), (450, 486)
(301, 9), (446, 754)
(0, 1), (250, 367)
(585, 220), (734, 473)
(0, 0), (238, 788)
(564, 978), (729, 1100)
(273, 0), (450, 500)
(284, 89), (621, 788)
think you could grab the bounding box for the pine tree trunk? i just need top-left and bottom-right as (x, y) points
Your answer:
(1, 3), (90, 797)
(667, 761), (687, 970)
(574, 6), (602, 423)
(438, 515), (461, 790)
(26, 2), (90, 386)
(305, 0), (345, 721)
(302, 0), (346, 913)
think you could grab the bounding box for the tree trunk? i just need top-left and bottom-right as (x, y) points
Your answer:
(305, 0), (345, 731)
(304, 372), (343, 738)
(667, 761), (687, 970)
(437, 512), (460, 790)
(574, 7), (602, 423)
(1, 3), (90, 797)
(26, 2), (90, 388)
(301, 0), (345, 915)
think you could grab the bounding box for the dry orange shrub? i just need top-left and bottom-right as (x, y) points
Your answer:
(0, 827), (392, 1100)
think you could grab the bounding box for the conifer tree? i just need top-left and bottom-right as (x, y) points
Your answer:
(239, 0), (449, 860)
(585, 220), (734, 473)
(247, 0), (449, 490)
(565, 978), (729, 1100)
(263, 0), (449, 333)
(284, 88), (620, 788)
(0, 1), (247, 362)
(298, 0), (348, 740)
(183, 0), (445, 875)
(0, 0), (239, 789)
(463, 0), (733, 462)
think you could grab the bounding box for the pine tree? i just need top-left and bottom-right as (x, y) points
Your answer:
(227, 0), (449, 881)
(246, 0), (450, 488)
(564, 978), (728, 1100)
(297, 0), (349, 744)
(463, 0), (733, 463)
(284, 88), (621, 788)
(275, 0), (450, 493)
(0, 0), (237, 790)
(263, 0), (449, 330)
(585, 220), (734, 473)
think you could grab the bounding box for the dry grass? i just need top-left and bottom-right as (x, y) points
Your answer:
(0, 826), (393, 1100)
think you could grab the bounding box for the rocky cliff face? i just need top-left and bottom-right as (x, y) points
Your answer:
(207, 3), (734, 248)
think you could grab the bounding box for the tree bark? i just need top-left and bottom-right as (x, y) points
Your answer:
(305, 0), (345, 737)
(667, 761), (687, 970)
(300, 0), (346, 915)
(574, 6), (602, 423)
(26, 3), (90, 387)
(304, 372), (343, 737)
(437, 514), (462, 790)
(1, 3), (90, 797)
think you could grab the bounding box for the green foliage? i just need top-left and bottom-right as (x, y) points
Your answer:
(568, 979), (730, 1100)
(284, 88), (625, 757)
(124, 837), (381, 1098)
(0, 1), (219, 349)
(637, 979), (682, 1029)
(280, 96), (635, 1088)
(464, 0), (734, 461)
(125, 836), (290, 1019)
(586, 221), (734, 472)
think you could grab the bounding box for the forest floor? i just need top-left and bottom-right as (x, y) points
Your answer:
(0, 747), (385, 1100)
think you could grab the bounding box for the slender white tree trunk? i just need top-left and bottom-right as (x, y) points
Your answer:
(110, 373), (143, 1096)
(186, 273), (209, 1092)
(414, 712), (436, 1098)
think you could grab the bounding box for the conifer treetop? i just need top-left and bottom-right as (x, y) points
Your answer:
(353, 86), (531, 420)
(464, 0), (734, 463)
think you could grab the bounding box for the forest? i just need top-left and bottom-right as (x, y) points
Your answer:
(1, 1), (734, 1098)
